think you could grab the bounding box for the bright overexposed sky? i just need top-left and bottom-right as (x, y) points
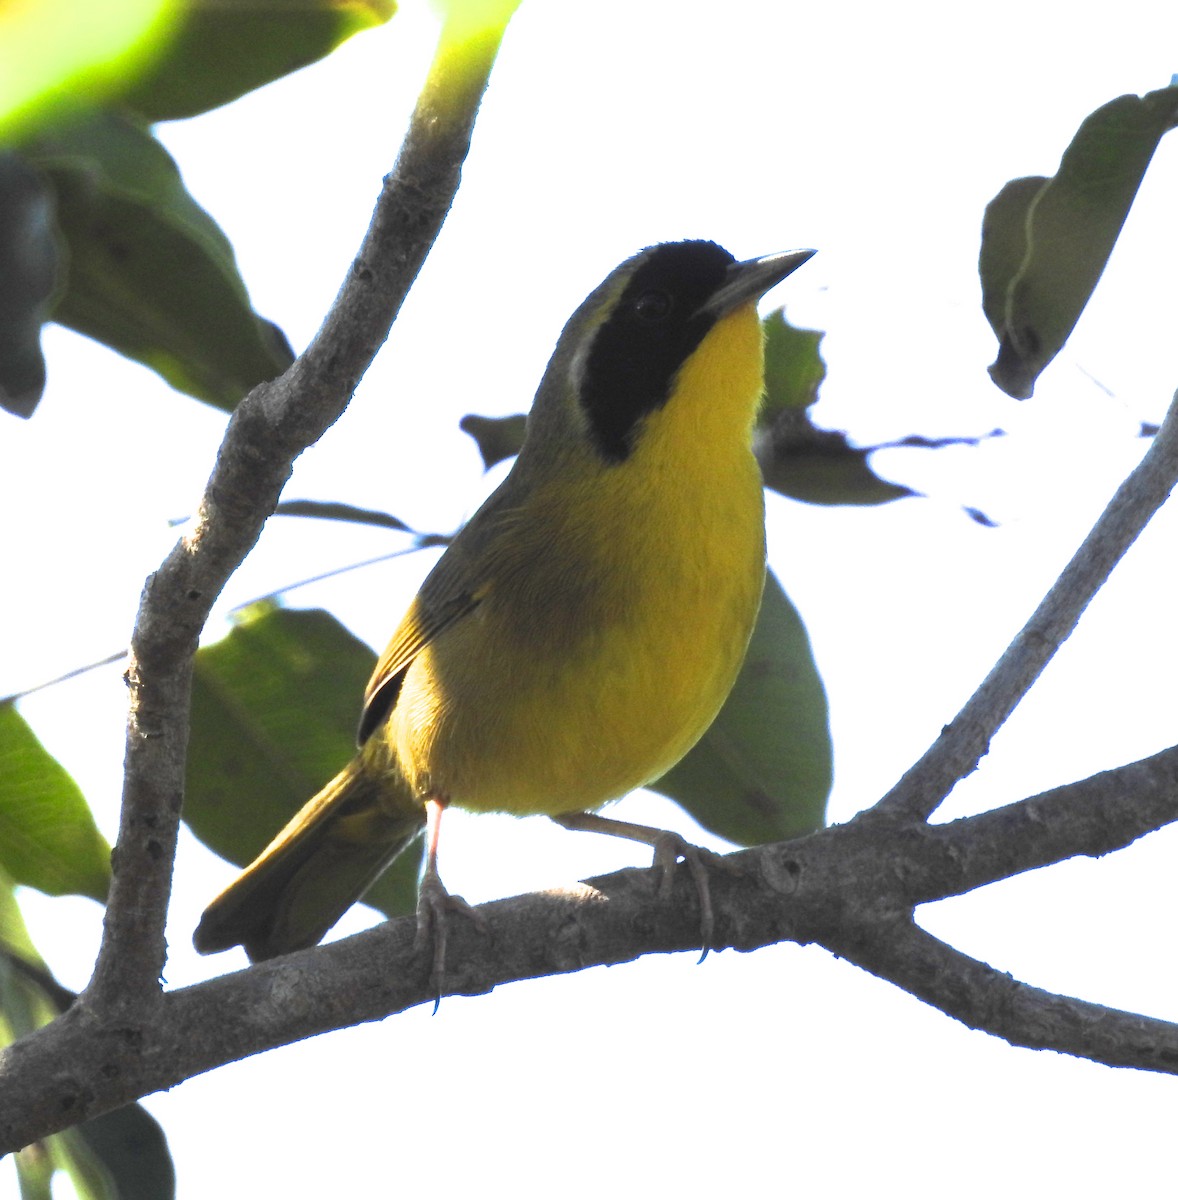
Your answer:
(6, 2), (1178, 1195)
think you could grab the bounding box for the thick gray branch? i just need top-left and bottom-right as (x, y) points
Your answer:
(3, 741), (1178, 1152)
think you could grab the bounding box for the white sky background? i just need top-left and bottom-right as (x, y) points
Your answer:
(4, 1), (1178, 1195)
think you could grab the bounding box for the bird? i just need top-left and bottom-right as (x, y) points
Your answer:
(193, 239), (815, 985)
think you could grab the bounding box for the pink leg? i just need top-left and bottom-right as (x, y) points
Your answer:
(415, 795), (484, 1008)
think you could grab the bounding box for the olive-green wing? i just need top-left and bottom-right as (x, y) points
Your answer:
(357, 549), (491, 745)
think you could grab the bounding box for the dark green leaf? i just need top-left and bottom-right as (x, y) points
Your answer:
(26, 109), (294, 411)
(755, 311), (914, 506)
(756, 409), (916, 507)
(759, 309), (826, 419)
(650, 569), (830, 845)
(0, 153), (60, 417)
(122, 0), (397, 122)
(275, 499), (414, 532)
(459, 412), (527, 470)
(47, 1127), (119, 1200)
(982, 86), (1178, 399)
(70, 1106), (175, 1200)
(185, 604), (420, 920)
(0, 873), (174, 1200)
(0, 703), (110, 901)
(978, 176), (1048, 343)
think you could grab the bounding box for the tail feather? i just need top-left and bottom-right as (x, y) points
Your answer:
(193, 759), (425, 962)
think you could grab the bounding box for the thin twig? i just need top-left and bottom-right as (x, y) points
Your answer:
(830, 919), (1178, 1072)
(874, 390), (1178, 822)
(83, 15), (509, 1014)
(1, 535), (454, 709)
(0, 650), (126, 705)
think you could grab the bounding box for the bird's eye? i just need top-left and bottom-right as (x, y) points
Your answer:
(632, 290), (672, 321)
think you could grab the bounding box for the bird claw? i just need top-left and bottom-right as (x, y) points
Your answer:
(551, 810), (718, 962)
(415, 867), (486, 1012)
(650, 832), (717, 961)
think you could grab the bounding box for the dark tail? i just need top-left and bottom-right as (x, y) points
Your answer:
(193, 757), (425, 962)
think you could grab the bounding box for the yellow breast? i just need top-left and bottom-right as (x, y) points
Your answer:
(390, 303), (767, 815)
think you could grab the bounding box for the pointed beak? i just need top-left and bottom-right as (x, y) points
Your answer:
(703, 248), (816, 318)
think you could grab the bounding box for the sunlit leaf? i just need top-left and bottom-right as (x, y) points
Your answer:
(982, 85), (1178, 399)
(14, 1140), (55, 1200)
(0, 703), (110, 901)
(0, 0), (173, 141)
(26, 109), (293, 411)
(759, 309), (825, 418)
(0, 874), (57, 1050)
(185, 604), (421, 920)
(651, 570), (830, 845)
(0, 875), (41, 969)
(432, 0), (523, 91)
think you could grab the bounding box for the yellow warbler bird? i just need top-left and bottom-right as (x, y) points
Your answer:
(194, 240), (814, 973)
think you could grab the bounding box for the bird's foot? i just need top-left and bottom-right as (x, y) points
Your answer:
(551, 811), (717, 960)
(649, 831), (717, 961)
(415, 866), (486, 1011)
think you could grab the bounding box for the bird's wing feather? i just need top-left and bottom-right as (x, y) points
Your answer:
(357, 543), (493, 744)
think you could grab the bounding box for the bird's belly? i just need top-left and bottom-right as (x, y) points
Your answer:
(389, 542), (764, 816)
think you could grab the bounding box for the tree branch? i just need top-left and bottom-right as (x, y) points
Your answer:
(4, 739), (1178, 1151)
(7, 0), (1178, 1158)
(915, 743), (1178, 898)
(830, 919), (1178, 1072)
(84, 16), (509, 1012)
(875, 389), (1178, 823)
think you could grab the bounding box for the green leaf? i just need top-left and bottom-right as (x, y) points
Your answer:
(650, 569), (831, 845)
(979, 175), (1048, 344)
(0, 867), (175, 1200)
(760, 309), (826, 418)
(185, 603), (421, 920)
(459, 412), (527, 470)
(756, 409), (916, 507)
(67, 1106), (175, 1200)
(0, 871), (43, 968)
(982, 85), (1178, 399)
(26, 109), (294, 411)
(755, 310), (912, 506)
(121, 0), (397, 123)
(0, 703), (110, 901)
(0, 0), (171, 141)
(274, 499), (415, 533)
(14, 1142), (54, 1200)
(0, 874), (58, 1047)
(0, 153), (59, 417)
